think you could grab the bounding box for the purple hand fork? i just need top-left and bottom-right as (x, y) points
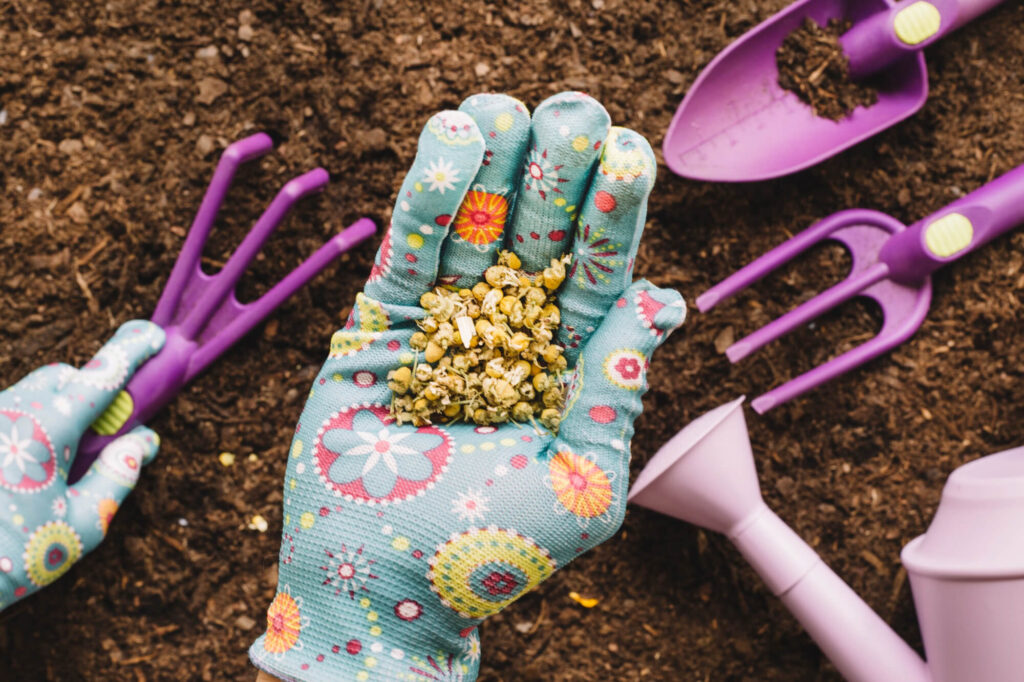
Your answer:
(70, 133), (376, 481)
(698, 164), (1024, 414)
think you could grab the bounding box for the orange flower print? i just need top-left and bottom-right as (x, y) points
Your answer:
(97, 498), (118, 535)
(264, 589), (303, 654)
(453, 191), (508, 246)
(548, 450), (613, 519)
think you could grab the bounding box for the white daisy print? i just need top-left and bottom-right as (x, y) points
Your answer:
(53, 396), (72, 416)
(463, 631), (481, 663)
(51, 496), (67, 518)
(451, 488), (489, 523)
(422, 158), (460, 194)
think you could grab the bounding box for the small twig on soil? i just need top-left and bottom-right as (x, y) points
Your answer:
(152, 624), (180, 637)
(807, 56), (832, 85)
(859, 548), (888, 576)
(152, 529), (188, 557)
(73, 265), (99, 314)
(56, 184), (86, 215)
(119, 654), (158, 666)
(527, 599), (547, 635)
(642, 623), (661, 636)
(201, 257), (227, 270)
(77, 235), (112, 267)
(888, 566), (908, 614)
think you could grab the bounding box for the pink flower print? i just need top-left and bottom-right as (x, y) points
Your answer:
(614, 356), (641, 381)
(482, 571), (519, 596)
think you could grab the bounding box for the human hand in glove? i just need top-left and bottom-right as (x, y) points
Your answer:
(251, 92), (685, 681)
(0, 320), (165, 610)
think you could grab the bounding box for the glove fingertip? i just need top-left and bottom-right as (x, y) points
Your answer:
(113, 319), (167, 365)
(633, 280), (686, 338)
(128, 424), (161, 466)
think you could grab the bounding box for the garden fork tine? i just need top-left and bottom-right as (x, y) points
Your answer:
(749, 278), (931, 413)
(698, 164), (1024, 413)
(699, 210), (902, 361)
(696, 210), (897, 314)
(71, 135), (376, 480)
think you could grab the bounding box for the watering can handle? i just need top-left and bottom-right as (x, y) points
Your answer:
(878, 163), (1024, 284)
(841, 0), (1008, 78)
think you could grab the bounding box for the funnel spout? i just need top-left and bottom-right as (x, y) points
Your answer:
(629, 398), (930, 682)
(732, 505), (930, 682)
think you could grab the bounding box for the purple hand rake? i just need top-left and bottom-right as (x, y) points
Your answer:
(698, 163), (1024, 414)
(71, 133), (376, 481)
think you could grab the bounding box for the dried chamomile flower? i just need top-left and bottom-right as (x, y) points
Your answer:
(388, 250), (571, 432)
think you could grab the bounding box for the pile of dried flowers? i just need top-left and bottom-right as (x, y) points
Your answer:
(388, 250), (570, 431)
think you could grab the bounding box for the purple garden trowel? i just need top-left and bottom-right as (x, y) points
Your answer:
(698, 162), (1024, 413)
(663, 0), (1006, 182)
(69, 133), (376, 482)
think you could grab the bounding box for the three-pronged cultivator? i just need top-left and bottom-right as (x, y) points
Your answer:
(700, 164), (1024, 413)
(71, 133), (375, 480)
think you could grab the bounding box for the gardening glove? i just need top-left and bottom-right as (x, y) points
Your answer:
(250, 92), (686, 681)
(0, 320), (165, 610)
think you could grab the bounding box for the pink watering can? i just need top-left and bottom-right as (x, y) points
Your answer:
(629, 397), (1024, 682)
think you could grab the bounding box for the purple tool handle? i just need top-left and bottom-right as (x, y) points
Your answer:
(71, 133), (377, 481)
(880, 163), (1024, 284)
(842, 0), (1007, 78)
(73, 219), (374, 476)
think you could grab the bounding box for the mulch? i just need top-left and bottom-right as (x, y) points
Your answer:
(776, 18), (878, 120)
(1, 0), (1023, 679)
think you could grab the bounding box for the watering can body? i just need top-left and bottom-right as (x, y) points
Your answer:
(629, 398), (1024, 682)
(902, 449), (1024, 682)
(907, 572), (1024, 682)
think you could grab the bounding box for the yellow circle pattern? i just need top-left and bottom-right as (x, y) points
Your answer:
(428, 527), (556, 619)
(23, 521), (83, 587)
(329, 294), (390, 358)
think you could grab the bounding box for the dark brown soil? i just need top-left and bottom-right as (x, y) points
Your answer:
(777, 18), (878, 120)
(1, 1), (1023, 680)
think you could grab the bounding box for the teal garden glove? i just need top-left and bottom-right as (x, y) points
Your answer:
(250, 92), (686, 681)
(0, 320), (165, 609)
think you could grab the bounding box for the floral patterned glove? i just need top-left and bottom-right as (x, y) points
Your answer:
(0, 320), (165, 609)
(250, 92), (686, 681)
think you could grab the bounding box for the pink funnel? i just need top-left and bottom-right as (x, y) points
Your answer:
(629, 397), (1024, 682)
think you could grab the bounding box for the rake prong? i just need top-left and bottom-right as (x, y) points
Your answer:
(186, 218), (376, 380)
(726, 262), (889, 362)
(179, 167), (330, 340)
(73, 131), (376, 482)
(696, 211), (881, 313)
(154, 133), (274, 325)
